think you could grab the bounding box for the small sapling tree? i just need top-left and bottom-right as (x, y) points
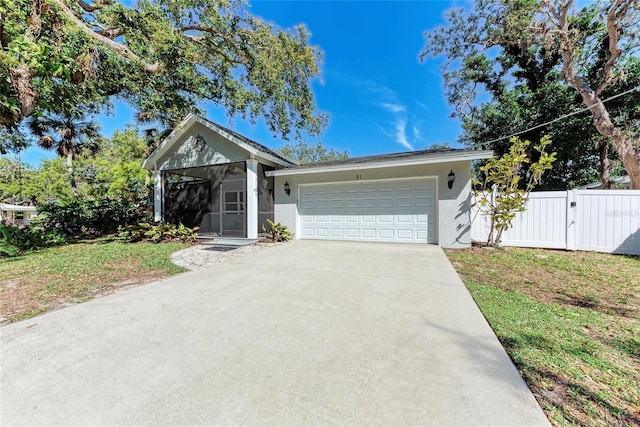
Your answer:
(474, 135), (556, 246)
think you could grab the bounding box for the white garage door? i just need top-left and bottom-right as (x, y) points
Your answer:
(299, 178), (436, 243)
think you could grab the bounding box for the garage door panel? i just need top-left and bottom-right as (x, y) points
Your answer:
(379, 197), (394, 207)
(330, 228), (344, 237)
(315, 227), (329, 237)
(346, 228), (360, 238)
(397, 229), (414, 239)
(396, 196), (414, 207)
(345, 199), (359, 208)
(362, 229), (376, 238)
(415, 179), (434, 190)
(300, 199), (315, 209)
(416, 230), (430, 240)
(361, 198), (376, 208)
(379, 182), (394, 191)
(415, 196), (433, 207)
(344, 185), (359, 193)
(397, 214), (413, 223)
(299, 178), (436, 243)
(315, 215), (329, 223)
(379, 229), (394, 239)
(362, 215), (376, 223)
(379, 215), (394, 223)
(416, 214), (429, 223)
(315, 198), (329, 209)
(361, 183), (377, 192)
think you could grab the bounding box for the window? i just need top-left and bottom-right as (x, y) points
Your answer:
(224, 191), (244, 213)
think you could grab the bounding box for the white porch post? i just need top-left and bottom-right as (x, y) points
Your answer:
(154, 169), (163, 222)
(246, 159), (259, 239)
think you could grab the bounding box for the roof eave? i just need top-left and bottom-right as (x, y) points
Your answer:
(265, 150), (494, 177)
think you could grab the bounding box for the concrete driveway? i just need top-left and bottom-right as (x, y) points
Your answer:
(1, 241), (548, 426)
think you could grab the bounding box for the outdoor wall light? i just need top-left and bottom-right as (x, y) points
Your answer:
(447, 169), (456, 189)
(284, 181), (291, 196)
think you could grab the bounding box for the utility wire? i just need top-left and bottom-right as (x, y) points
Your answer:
(483, 85), (640, 145)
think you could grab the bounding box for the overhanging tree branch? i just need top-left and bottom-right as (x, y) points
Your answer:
(52, 0), (160, 72)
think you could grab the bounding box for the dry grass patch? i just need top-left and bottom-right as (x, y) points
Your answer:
(447, 247), (640, 427)
(0, 239), (187, 324)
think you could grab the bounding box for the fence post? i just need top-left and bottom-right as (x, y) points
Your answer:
(566, 189), (577, 251)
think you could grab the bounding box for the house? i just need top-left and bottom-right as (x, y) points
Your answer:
(0, 203), (38, 226)
(142, 114), (493, 248)
(578, 176), (631, 190)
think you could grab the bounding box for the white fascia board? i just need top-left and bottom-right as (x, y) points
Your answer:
(265, 150), (494, 177)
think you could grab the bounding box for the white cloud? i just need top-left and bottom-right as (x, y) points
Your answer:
(415, 101), (429, 111)
(394, 119), (414, 151)
(380, 102), (406, 114)
(412, 123), (422, 143)
(352, 77), (415, 151)
(360, 79), (398, 100)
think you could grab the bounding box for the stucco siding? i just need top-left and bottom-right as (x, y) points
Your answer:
(273, 160), (473, 248)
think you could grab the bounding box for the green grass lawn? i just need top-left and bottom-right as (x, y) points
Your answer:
(0, 239), (187, 324)
(446, 247), (640, 426)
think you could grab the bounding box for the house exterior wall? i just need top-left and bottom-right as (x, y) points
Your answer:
(273, 160), (473, 248)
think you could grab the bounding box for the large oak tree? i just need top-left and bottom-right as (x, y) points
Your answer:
(422, 0), (640, 189)
(1, 0), (327, 150)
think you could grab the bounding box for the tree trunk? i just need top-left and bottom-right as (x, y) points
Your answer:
(2, 66), (37, 126)
(599, 141), (610, 189)
(578, 89), (640, 189)
(67, 151), (79, 198)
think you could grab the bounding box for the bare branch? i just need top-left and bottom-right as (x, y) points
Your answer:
(178, 25), (245, 64)
(595, 0), (630, 95)
(183, 34), (205, 42)
(95, 27), (123, 39)
(77, 0), (102, 12)
(76, 0), (114, 13)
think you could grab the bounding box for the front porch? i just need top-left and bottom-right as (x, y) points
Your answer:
(157, 161), (275, 238)
(142, 114), (295, 239)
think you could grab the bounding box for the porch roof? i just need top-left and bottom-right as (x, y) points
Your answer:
(142, 113), (297, 170)
(0, 203), (37, 212)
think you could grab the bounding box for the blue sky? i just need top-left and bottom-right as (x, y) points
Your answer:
(18, 0), (463, 166)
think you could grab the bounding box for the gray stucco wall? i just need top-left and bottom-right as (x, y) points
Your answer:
(273, 160), (473, 248)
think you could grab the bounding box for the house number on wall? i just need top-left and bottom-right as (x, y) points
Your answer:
(355, 174), (363, 180)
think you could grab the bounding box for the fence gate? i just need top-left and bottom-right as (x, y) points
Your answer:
(471, 190), (640, 256)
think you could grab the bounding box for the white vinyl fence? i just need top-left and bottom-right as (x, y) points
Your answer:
(471, 190), (640, 255)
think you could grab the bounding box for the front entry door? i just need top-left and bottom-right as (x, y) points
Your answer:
(220, 180), (246, 237)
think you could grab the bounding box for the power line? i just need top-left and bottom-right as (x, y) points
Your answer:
(483, 85), (640, 146)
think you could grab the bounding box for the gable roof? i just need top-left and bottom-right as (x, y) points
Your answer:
(266, 148), (494, 176)
(142, 113), (296, 170)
